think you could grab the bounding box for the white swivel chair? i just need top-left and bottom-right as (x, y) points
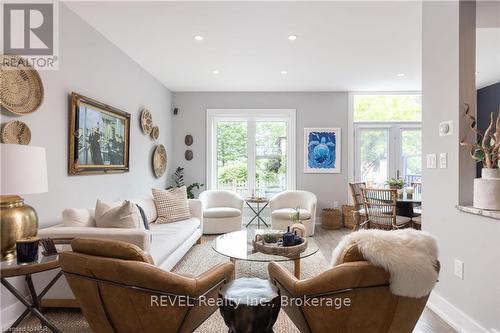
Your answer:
(269, 190), (317, 236)
(199, 190), (244, 234)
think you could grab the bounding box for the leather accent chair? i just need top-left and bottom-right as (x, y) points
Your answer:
(268, 243), (437, 333)
(59, 238), (234, 333)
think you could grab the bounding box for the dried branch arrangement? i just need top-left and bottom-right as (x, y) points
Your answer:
(460, 104), (500, 168)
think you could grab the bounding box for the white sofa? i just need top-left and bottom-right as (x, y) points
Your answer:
(199, 190), (244, 234)
(269, 190), (317, 236)
(36, 196), (203, 304)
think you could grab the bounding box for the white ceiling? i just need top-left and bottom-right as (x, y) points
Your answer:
(65, 1), (498, 92)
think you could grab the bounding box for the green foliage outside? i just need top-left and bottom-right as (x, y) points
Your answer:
(354, 95), (422, 122)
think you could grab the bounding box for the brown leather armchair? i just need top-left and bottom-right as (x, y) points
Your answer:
(59, 238), (234, 333)
(268, 243), (436, 333)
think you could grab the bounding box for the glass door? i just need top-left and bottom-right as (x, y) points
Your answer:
(399, 128), (422, 186)
(355, 127), (390, 187)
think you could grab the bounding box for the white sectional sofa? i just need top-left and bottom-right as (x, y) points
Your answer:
(36, 196), (203, 304)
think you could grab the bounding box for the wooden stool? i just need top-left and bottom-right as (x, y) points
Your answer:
(219, 277), (281, 333)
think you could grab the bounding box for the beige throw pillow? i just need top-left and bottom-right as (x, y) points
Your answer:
(62, 208), (96, 227)
(152, 187), (191, 223)
(95, 200), (141, 228)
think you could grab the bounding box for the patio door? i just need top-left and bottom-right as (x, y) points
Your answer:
(354, 123), (421, 186)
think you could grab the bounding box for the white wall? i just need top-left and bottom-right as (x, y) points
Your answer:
(1, 3), (173, 322)
(422, 2), (500, 332)
(172, 92), (349, 211)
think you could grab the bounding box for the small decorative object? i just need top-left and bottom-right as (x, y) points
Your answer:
(40, 238), (58, 256)
(321, 208), (342, 230)
(292, 223), (306, 237)
(150, 126), (159, 140)
(185, 149), (193, 161)
(168, 166), (204, 199)
(386, 177), (406, 189)
(405, 187), (414, 199)
(304, 128), (341, 173)
(293, 231), (303, 245)
(140, 108), (153, 135)
(153, 144), (167, 178)
(185, 134), (193, 146)
(460, 105), (500, 210)
(1, 120), (31, 145)
(0, 55), (44, 115)
(16, 237), (39, 263)
(69, 93), (130, 175)
(282, 226), (295, 247)
(262, 233), (280, 244)
(0, 144), (47, 260)
(289, 206), (307, 236)
(253, 233), (307, 256)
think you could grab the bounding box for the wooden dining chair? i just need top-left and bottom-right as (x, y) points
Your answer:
(348, 182), (367, 231)
(360, 188), (411, 230)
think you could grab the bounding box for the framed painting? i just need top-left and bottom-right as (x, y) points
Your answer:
(69, 92), (130, 175)
(304, 128), (341, 173)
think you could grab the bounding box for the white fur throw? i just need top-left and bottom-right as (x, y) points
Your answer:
(331, 229), (439, 298)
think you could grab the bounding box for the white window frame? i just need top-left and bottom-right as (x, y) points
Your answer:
(206, 109), (296, 193)
(348, 92), (422, 199)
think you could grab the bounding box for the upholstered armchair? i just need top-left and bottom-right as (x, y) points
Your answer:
(268, 242), (437, 333)
(269, 190), (317, 236)
(60, 238), (234, 333)
(199, 190), (244, 234)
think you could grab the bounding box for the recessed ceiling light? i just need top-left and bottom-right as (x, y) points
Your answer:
(194, 35), (204, 41)
(397, 73), (405, 77)
(212, 70), (220, 74)
(281, 70), (288, 75)
(288, 35), (297, 41)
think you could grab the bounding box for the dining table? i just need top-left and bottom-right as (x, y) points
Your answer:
(396, 193), (422, 218)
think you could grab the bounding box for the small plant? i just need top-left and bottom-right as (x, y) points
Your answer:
(460, 104), (500, 168)
(386, 178), (406, 189)
(289, 206), (302, 224)
(168, 167), (204, 199)
(263, 233), (280, 243)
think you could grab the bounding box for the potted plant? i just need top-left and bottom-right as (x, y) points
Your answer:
(289, 206), (306, 237)
(168, 167), (204, 199)
(460, 105), (500, 210)
(386, 178), (406, 198)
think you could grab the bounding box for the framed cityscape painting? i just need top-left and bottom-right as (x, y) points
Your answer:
(69, 92), (130, 175)
(304, 128), (341, 173)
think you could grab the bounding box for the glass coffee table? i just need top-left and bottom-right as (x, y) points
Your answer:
(212, 229), (319, 279)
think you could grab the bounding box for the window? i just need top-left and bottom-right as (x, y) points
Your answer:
(207, 109), (296, 197)
(352, 94), (422, 186)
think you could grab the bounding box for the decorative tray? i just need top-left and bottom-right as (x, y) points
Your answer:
(253, 234), (307, 256)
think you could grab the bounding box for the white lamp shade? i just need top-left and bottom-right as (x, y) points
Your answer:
(1, 144), (48, 195)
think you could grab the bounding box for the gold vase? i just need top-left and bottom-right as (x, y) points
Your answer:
(0, 195), (39, 261)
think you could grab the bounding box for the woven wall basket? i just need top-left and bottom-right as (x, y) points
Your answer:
(0, 55), (44, 115)
(1, 120), (31, 145)
(153, 144), (167, 178)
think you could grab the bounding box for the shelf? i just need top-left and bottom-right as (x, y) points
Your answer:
(456, 205), (500, 220)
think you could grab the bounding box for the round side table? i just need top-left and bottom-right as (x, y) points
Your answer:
(1, 248), (67, 332)
(219, 277), (281, 333)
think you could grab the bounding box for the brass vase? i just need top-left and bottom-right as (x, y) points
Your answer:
(0, 195), (38, 261)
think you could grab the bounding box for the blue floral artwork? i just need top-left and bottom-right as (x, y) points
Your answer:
(304, 128), (341, 173)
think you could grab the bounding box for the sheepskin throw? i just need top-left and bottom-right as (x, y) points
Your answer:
(331, 229), (439, 298)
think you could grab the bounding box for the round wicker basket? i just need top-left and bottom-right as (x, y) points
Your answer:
(0, 55), (44, 115)
(153, 144), (167, 178)
(1, 120), (31, 145)
(253, 234), (307, 256)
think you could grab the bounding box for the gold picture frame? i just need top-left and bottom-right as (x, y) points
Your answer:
(69, 92), (130, 175)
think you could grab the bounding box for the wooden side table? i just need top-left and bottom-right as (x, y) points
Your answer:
(1, 249), (66, 332)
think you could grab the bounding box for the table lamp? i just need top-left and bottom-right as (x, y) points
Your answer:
(1, 144), (48, 260)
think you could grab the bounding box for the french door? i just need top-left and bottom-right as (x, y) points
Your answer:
(354, 123), (421, 186)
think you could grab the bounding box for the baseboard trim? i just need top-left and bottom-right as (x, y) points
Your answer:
(427, 291), (490, 333)
(2, 300), (27, 329)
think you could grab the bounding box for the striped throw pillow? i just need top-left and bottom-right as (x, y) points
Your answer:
(152, 187), (191, 223)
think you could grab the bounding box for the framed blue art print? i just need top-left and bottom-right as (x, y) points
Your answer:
(304, 128), (341, 173)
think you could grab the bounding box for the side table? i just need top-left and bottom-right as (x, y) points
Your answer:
(245, 197), (270, 228)
(1, 250), (66, 332)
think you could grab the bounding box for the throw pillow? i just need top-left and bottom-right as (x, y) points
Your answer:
(95, 200), (141, 228)
(62, 208), (96, 227)
(152, 187), (191, 223)
(136, 204), (150, 230)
